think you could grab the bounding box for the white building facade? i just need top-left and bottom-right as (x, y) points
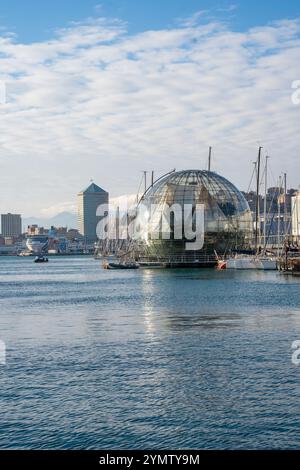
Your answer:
(292, 192), (300, 238)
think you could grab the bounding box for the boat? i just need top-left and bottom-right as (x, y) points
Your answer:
(226, 255), (277, 270)
(110, 262), (139, 270)
(278, 244), (300, 275)
(18, 251), (32, 257)
(103, 260), (139, 270)
(217, 148), (278, 271)
(278, 256), (300, 274)
(34, 256), (49, 263)
(216, 259), (227, 270)
(26, 235), (49, 254)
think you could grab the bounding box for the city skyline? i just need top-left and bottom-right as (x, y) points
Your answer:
(0, 1), (299, 217)
(1, 179), (299, 234)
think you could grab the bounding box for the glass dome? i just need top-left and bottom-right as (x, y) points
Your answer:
(134, 170), (253, 266)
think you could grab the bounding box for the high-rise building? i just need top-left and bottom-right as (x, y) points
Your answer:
(1, 213), (22, 238)
(78, 183), (109, 242)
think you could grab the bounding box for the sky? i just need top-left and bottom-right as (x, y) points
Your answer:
(0, 0), (300, 218)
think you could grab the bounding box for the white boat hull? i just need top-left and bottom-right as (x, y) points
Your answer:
(226, 257), (277, 270)
(260, 259), (277, 270)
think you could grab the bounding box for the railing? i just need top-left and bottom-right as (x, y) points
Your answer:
(138, 252), (217, 265)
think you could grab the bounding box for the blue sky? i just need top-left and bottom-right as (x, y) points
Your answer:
(1, 0), (300, 42)
(0, 1), (300, 217)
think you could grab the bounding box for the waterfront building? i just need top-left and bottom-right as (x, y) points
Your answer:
(4, 237), (14, 246)
(292, 191), (300, 239)
(78, 183), (109, 243)
(242, 190), (263, 214)
(27, 225), (46, 236)
(1, 213), (22, 238)
(66, 229), (83, 241)
(242, 186), (295, 246)
(25, 224), (88, 255)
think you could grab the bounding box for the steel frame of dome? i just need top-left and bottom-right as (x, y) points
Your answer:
(134, 170), (253, 267)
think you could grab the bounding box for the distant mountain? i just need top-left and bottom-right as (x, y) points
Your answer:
(23, 212), (77, 231)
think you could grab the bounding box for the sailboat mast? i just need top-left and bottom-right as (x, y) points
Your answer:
(116, 205), (120, 247)
(208, 146), (212, 172)
(284, 173), (287, 239)
(263, 156), (269, 251)
(278, 176), (282, 257)
(143, 171), (148, 194)
(255, 146), (262, 252)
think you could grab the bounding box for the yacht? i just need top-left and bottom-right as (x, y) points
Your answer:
(26, 235), (49, 254)
(226, 255), (277, 270)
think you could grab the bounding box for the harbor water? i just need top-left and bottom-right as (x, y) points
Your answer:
(0, 256), (299, 449)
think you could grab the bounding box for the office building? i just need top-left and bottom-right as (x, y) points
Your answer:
(78, 183), (109, 242)
(1, 213), (22, 238)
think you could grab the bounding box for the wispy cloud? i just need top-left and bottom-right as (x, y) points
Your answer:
(217, 4), (238, 13)
(0, 14), (299, 216)
(177, 10), (211, 27)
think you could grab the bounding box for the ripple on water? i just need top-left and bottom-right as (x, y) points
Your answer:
(0, 257), (299, 449)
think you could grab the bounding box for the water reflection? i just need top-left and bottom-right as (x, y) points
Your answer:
(0, 258), (300, 449)
(141, 269), (157, 338)
(164, 313), (241, 331)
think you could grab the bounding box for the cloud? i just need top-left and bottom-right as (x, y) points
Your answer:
(178, 10), (211, 28)
(0, 14), (299, 217)
(217, 4), (238, 13)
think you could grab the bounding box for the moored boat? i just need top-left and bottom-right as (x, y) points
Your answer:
(216, 259), (227, 270)
(103, 259), (139, 270)
(278, 249), (300, 274)
(226, 255), (277, 270)
(34, 256), (49, 263)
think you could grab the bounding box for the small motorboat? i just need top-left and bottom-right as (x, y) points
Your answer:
(34, 256), (49, 263)
(103, 260), (139, 270)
